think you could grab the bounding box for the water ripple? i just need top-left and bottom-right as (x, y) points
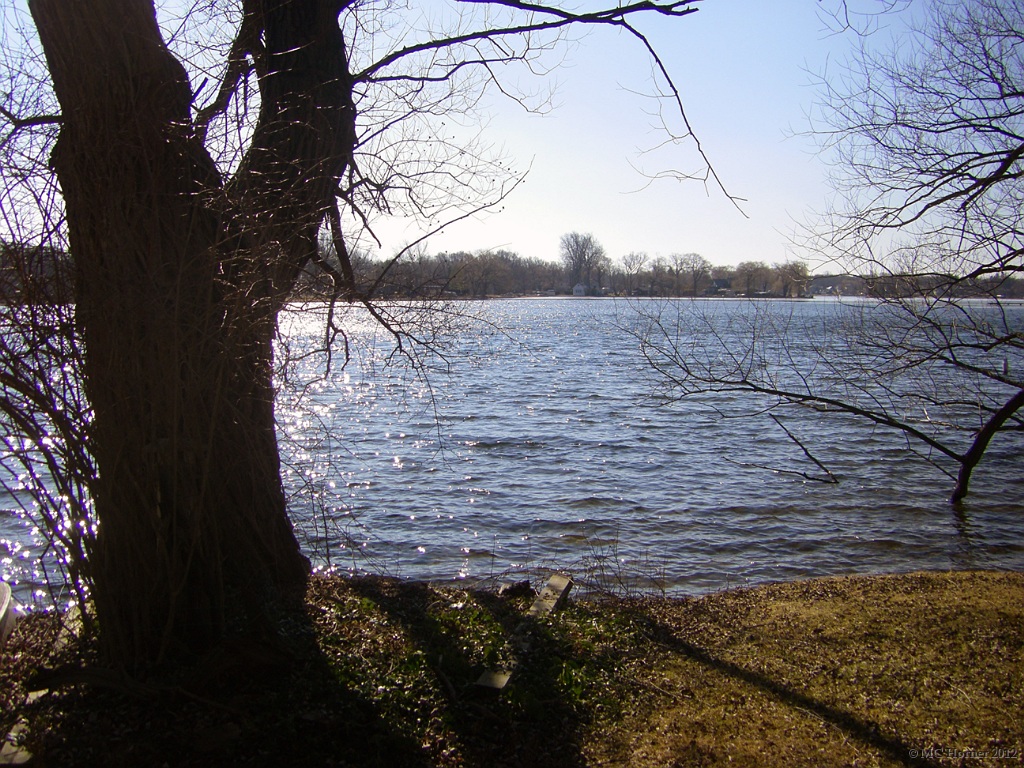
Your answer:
(5, 298), (1021, 602)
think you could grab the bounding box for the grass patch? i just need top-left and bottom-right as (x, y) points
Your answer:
(1, 570), (1021, 766)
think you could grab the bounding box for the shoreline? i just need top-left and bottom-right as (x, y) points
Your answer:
(7, 561), (1022, 616)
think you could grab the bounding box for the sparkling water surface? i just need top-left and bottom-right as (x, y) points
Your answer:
(3, 298), (1023, 602)
(276, 298), (1024, 593)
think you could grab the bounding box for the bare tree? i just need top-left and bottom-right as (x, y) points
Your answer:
(733, 260), (771, 296)
(646, 255), (672, 296)
(639, 0), (1024, 504)
(1, 0), (711, 664)
(671, 252), (711, 296)
(560, 231), (607, 290)
(770, 261), (810, 298)
(621, 251), (649, 296)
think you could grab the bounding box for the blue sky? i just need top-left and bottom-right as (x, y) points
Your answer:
(5, 0), (905, 269)
(367, 0), (865, 267)
(147, 0), (900, 269)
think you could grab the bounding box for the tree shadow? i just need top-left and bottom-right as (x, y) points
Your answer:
(342, 576), (589, 768)
(612, 602), (943, 768)
(4, 575), (591, 767)
(3, 586), (420, 766)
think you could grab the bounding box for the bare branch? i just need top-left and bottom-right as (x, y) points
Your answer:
(359, 0), (700, 80)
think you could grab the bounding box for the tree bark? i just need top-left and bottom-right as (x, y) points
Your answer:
(30, 0), (355, 665)
(951, 387), (1024, 504)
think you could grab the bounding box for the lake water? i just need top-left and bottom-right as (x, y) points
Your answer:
(275, 298), (1024, 594)
(3, 298), (1023, 602)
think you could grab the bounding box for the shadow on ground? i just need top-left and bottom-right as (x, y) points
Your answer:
(617, 604), (941, 768)
(5, 570), (1020, 767)
(1, 575), (591, 767)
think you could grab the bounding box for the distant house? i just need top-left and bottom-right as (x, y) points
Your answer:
(807, 274), (869, 297)
(705, 278), (734, 297)
(572, 283), (587, 297)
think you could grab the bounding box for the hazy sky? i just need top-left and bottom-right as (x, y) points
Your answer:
(367, 0), (862, 268)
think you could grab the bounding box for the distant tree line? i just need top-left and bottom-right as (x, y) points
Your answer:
(293, 233), (1024, 300)
(8, 238), (1023, 303)
(294, 233), (825, 299)
(807, 272), (1024, 300)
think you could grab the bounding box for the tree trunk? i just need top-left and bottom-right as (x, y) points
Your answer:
(30, 0), (354, 665)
